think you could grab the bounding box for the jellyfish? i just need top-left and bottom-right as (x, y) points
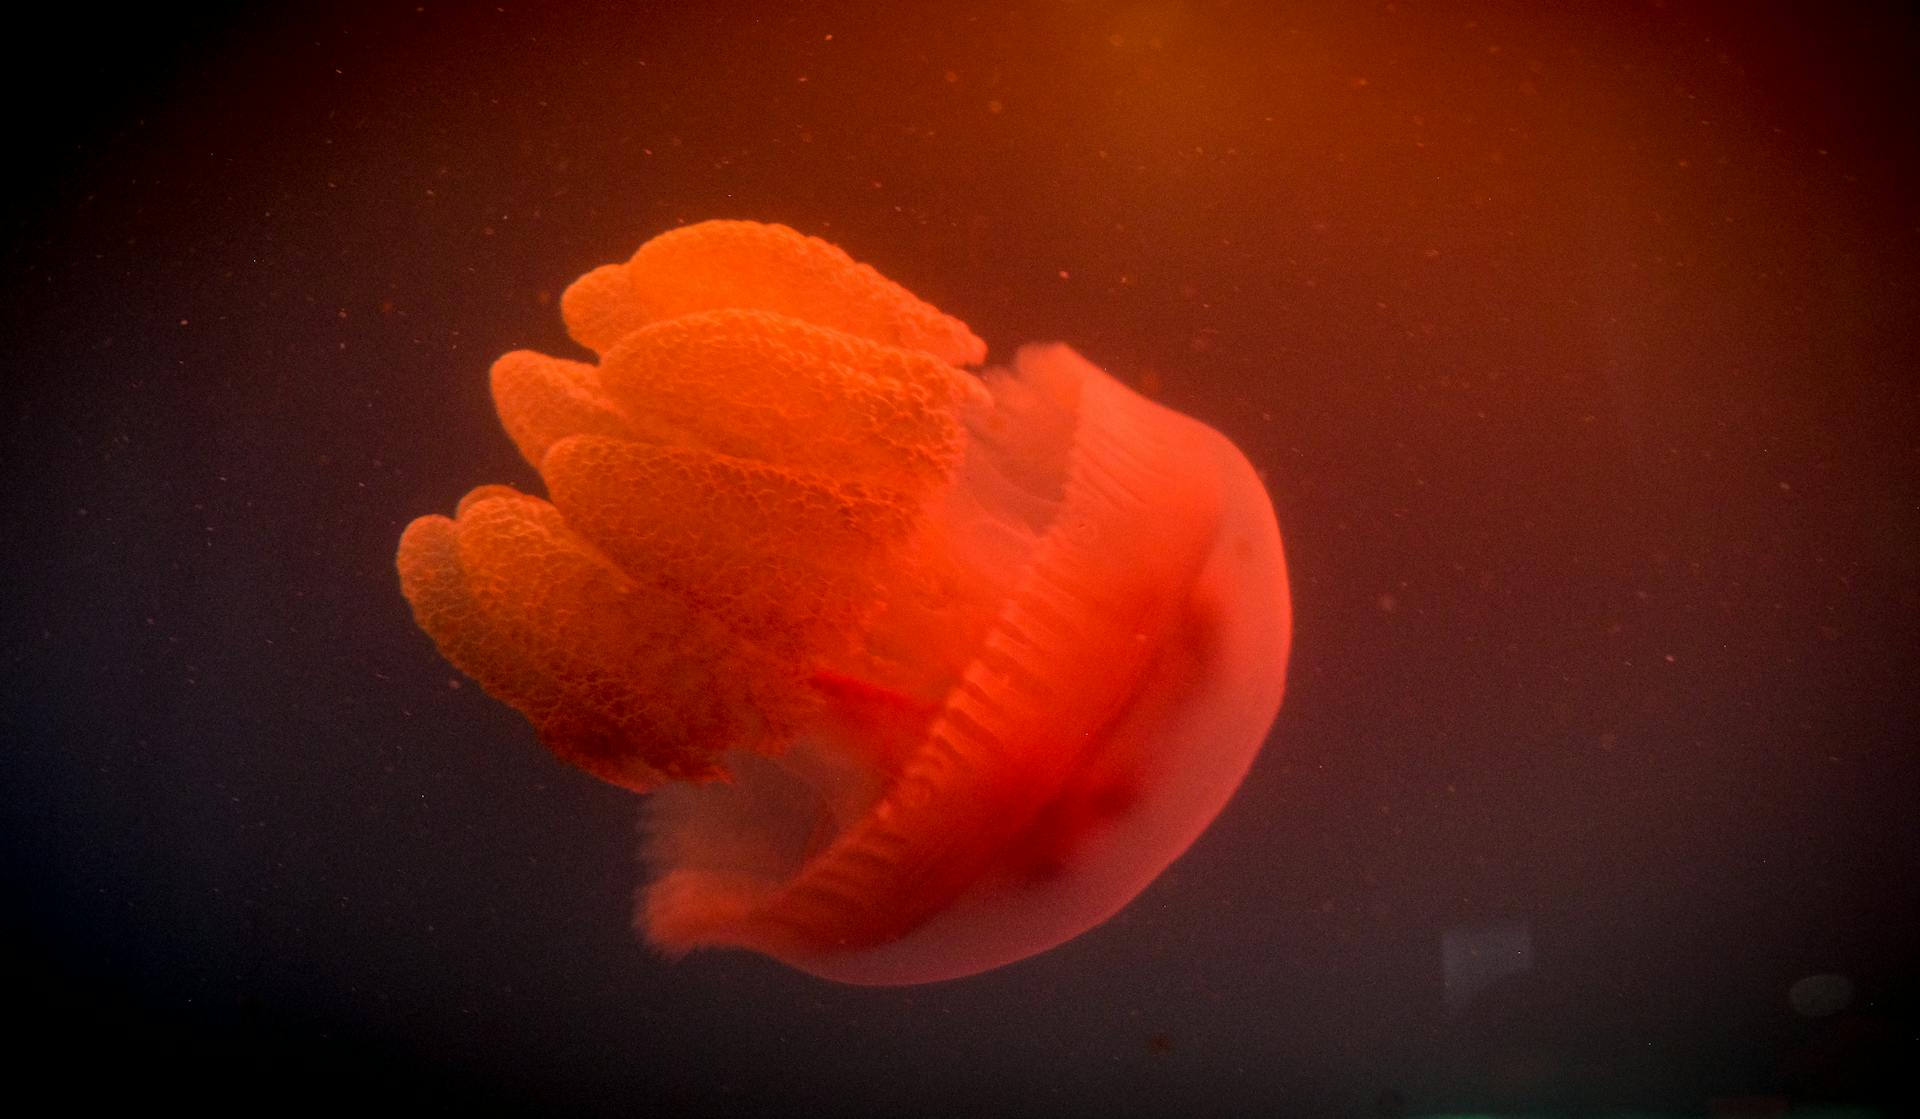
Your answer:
(396, 220), (1290, 984)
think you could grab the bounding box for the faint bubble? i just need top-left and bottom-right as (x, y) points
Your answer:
(1787, 973), (1853, 1017)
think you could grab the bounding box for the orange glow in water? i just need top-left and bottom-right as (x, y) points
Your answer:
(397, 221), (1290, 984)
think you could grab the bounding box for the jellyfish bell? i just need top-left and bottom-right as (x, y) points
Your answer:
(397, 221), (1290, 984)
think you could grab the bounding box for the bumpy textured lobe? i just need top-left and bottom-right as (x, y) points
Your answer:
(397, 221), (986, 791)
(561, 219), (987, 367)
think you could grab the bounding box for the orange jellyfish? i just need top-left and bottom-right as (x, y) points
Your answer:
(396, 221), (1290, 984)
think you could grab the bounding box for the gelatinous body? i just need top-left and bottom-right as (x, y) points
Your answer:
(397, 221), (1290, 984)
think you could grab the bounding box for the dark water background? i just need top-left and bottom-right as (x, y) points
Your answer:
(4, 2), (1914, 1114)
